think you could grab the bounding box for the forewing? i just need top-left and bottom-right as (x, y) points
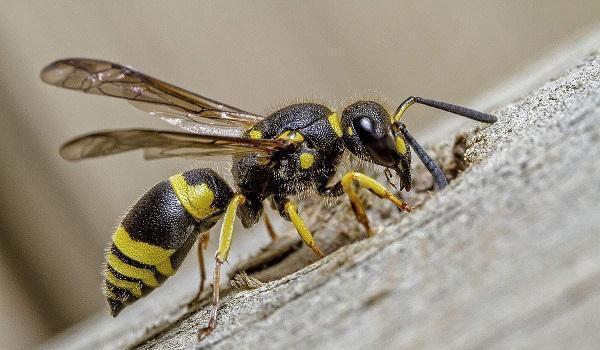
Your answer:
(59, 129), (286, 161)
(41, 58), (264, 127)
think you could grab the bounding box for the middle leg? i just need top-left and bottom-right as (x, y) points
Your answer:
(198, 193), (245, 340)
(283, 200), (325, 258)
(262, 211), (278, 241)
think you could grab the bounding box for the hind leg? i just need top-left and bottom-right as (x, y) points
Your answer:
(263, 211), (278, 241)
(194, 231), (210, 301)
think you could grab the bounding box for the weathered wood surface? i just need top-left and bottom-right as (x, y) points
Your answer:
(42, 51), (600, 350)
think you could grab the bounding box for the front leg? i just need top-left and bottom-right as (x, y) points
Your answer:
(320, 172), (412, 237)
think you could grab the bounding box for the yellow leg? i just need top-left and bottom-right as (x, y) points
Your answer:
(341, 172), (412, 237)
(284, 201), (325, 258)
(215, 194), (245, 263)
(194, 231), (210, 300)
(198, 194), (245, 340)
(263, 211), (278, 241)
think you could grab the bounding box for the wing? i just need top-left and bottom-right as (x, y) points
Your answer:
(40, 58), (264, 128)
(59, 129), (288, 161)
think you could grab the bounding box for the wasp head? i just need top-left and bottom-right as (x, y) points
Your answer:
(341, 101), (412, 190)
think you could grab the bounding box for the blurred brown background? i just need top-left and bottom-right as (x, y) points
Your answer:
(0, 1), (599, 348)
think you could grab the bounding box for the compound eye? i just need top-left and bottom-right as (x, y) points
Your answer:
(353, 116), (376, 140)
(352, 116), (399, 167)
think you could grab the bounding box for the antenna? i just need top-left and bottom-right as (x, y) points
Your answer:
(397, 124), (448, 190)
(393, 96), (497, 124)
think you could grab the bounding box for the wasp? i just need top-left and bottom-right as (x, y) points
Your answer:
(41, 58), (496, 339)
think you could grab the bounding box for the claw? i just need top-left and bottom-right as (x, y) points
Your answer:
(197, 325), (214, 341)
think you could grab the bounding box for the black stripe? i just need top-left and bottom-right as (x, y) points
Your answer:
(105, 281), (137, 303)
(106, 265), (159, 296)
(106, 268), (151, 296)
(106, 265), (141, 283)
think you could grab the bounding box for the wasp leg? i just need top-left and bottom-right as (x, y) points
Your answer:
(263, 211), (278, 241)
(340, 172), (412, 237)
(283, 200), (325, 258)
(194, 231), (210, 300)
(198, 194), (245, 340)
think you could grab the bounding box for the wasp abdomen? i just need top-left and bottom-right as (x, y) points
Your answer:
(104, 168), (233, 316)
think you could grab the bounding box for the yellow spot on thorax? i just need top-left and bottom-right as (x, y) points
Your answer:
(248, 129), (262, 139)
(327, 112), (343, 137)
(277, 130), (304, 143)
(300, 153), (315, 169)
(347, 127), (354, 136)
(395, 137), (408, 155)
(169, 174), (217, 220)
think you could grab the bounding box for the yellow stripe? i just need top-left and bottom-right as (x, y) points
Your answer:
(169, 174), (217, 220)
(106, 271), (142, 297)
(328, 112), (343, 137)
(347, 126), (354, 136)
(113, 226), (175, 265)
(248, 129), (262, 139)
(300, 153), (315, 169)
(107, 253), (160, 287)
(155, 259), (175, 276)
